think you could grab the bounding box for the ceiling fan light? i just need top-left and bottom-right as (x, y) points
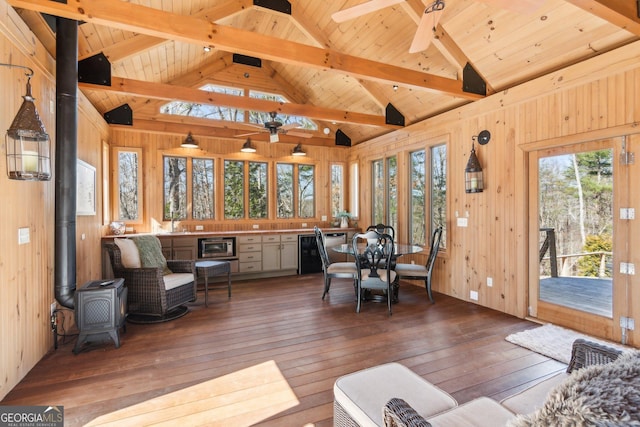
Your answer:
(269, 132), (279, 143)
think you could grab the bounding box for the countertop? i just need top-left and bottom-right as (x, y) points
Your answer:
(102, 227), (359, 239)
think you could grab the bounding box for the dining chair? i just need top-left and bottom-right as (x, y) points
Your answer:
(352, 230), (396, 314)
(366, 223), (396, 241)
(394, 226), (443, 303)
(314, 226), (358, 300)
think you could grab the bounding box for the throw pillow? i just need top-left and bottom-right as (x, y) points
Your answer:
(114, 238), (141, 268)
(383, 398), (432, 427)
(508, 351), (640, 427)
(131, 235), (172, 275)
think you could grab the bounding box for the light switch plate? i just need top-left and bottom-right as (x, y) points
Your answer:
(457, 217), (468, 227)
(18, 227), (30, 245)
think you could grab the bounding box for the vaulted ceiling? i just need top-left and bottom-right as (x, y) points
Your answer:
(11, 0), (640, 146)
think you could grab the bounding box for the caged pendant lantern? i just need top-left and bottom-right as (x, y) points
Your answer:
(4, 64), (51, 181)
(465, 130), (490, 193)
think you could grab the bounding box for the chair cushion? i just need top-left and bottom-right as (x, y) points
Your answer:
(132, 235), (172, 275)
(327, 262), (357, 274)
(361, 269), (397, 283)
(426, 397), (515, 427)
(500, 372), (568, 415)
(394, 263), (428, 277)
(163, 273), (194, 291)
(114, 238), (141, 268)
(334, 363), (457, 427)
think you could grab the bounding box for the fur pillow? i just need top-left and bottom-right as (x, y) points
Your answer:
(131, 235), (172, 275)
(114, 238), (141, 268)
(508, 351), (640, 426)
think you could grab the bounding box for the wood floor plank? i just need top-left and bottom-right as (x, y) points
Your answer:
(1, 273), (552, 426)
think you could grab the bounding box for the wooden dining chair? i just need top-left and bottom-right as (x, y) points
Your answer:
(352, 230), (396, 315)
(314, 226), (358, 300)
(394, 226), (443, 303)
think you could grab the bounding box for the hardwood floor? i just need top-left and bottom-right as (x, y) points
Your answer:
(1, 274), (565, 426)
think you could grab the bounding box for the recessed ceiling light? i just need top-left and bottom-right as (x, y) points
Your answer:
(393, 85), (398, 91)
(203, 46), (211, 52)
(323, 127), (330, 135)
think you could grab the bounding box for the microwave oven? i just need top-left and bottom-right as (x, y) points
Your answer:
(198, 237), (235, 259)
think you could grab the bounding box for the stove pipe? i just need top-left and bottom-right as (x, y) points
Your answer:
(54, 18), (78, 309)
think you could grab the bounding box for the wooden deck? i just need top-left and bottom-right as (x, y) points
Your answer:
(539, 276), (612, 318)
(1, 274), (565, 426)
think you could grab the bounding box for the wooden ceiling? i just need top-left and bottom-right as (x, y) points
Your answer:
(11, 0), (640, 146)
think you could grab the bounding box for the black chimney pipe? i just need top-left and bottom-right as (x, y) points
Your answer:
(54, 18), (78, 309)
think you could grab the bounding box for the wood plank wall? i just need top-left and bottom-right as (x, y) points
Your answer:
(349, 40), (640, 346)
(0, 0), (109, 399)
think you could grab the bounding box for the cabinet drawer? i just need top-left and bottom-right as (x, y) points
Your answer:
(238, 235), (262, 244)
(262, 235), (280, 243)
(239, 252), (261, 262)
(239, 261), (262, 272)
(239, 243), (261, 253)
(281, 234), (297, 242)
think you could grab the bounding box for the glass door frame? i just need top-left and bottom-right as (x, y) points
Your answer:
(527, 138), (622, 341)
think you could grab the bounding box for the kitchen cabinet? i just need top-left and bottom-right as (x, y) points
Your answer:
(262, 234), (298, 271)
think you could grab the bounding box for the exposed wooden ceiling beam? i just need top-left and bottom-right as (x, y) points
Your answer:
(123, 118), (336, 147)
(79, 77), (400, 128)
(79, 0), (253, 62)
(9, 0), (484, 100)
(564, 0), (640, 36)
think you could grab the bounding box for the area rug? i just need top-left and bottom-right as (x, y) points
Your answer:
(505, 323), (626, 364)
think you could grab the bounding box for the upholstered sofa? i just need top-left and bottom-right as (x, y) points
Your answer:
(334, 339), (637, 427)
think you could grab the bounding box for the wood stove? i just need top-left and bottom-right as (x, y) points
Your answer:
(73, 278), (127, 354)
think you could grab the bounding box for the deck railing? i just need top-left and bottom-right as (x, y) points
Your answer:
(540, 228), (612, 278)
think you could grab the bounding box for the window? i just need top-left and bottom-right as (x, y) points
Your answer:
(114, 147), (142, 222)
(277, 163), (294, 218)
(224, 160), (245, 219)
(192, 158), (214, 220)
(431, 144), (447, 249)
(163, 156), (187, 220)
(160, 84), (244, 121)
(298, 164), (315, 218)
(330, 163), (345, 217)
(249, 162), (268, 219)
(372, 159), (384, 224)
(371, 156), (397, 230)
(349, 162), (359, 218)
(248, 91), (317, 130)
(410, 150), (426, 245)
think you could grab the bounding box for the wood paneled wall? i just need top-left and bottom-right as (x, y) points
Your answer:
(350, 40), (640, 345)
(108, 128), (350, 234)
(0, 0), (109, 400)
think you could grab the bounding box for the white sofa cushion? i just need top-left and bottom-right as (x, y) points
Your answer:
(334, 363), (457, 427)
(500, 372), (568, 415)
(163, 273), (194, 291)
(427, 397), (515, 427)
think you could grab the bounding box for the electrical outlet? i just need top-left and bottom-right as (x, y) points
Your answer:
(487, 277), (493, 287)
(252, 224), (259, 229)
(302, 223), (307, 227)
(321, 215), (327, 221)
(18, 227), (30, 245)
(457, 217), (468, 227)
(50, 302), (56, 317)
(470, 290), (478, 301)
(195, 225), (204, 231)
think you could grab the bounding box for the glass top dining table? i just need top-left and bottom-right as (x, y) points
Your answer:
(331, 243), (424, 256)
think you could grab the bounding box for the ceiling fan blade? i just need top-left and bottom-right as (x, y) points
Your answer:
(480, 0), (543, 15)
(235, 131), (261, 138)
(332, 0), (405, 23)
(286, 130), (313, 138)
(408, 5), (443, 53)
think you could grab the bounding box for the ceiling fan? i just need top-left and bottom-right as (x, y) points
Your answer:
(332, 0), (544, 53)
(236, 111), (313, 143)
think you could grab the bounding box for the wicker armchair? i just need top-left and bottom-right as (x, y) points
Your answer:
(105, 242), (197, 322)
